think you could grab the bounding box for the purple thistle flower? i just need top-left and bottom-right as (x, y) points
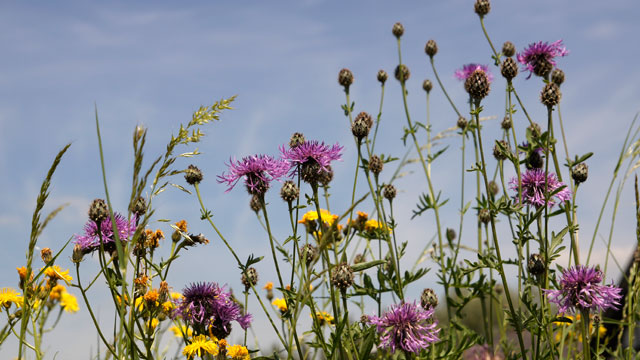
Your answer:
(509, 168), (571, 208)
(367, 301), (439, 354)
(217, 154), (289, 196)
(174, 282), (251, 339)
(75, 213), (137, 253)
(545, 265), (623, 314)
(280, 140), (343, 184)
(454, 63), (494, 83)
(517, 40), (569, 78)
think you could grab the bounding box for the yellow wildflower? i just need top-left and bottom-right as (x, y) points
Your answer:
(43, 265), (73, 283)
(144, 289), (160, 307)
(170, 325), (193, 338)
(0, 288), (23, 310)
(60, 291), (79, 313)
(272, 298), (287, 313)
(146, 318), (159, 331)
(263, 282), (273, 291)
(162, 301), (174, 313)
(298, 209), (338, 226)
(171, 292), (184, 301)
(175, 220), (188, 233)
(311, 311), (335, 326)
(227, 344), (251, 360)
(182, 335), (219, 359)
(49, 284), (66, 300)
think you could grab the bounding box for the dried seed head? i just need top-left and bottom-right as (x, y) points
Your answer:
(420, 288), (438, 310)
(318, 165), (334, 187)
(338, 68), (354, 89)
(280, 180), (299, 203)
(528, 253), (545, 276)
(383, 184), (397, 201)
(423, 79), (433, 93)
(249, 194), (262, 213)
(501, 116), (512, 130)
(488, 180), (500, 197)
(474, 0), (491, 16)
(331, 262), (354, 291)
(241, 267), (259, 290)
(493, 140), (510, 161)
(131, 196), (147, 217)
(479, 209), (492, 224)
(41, 248), (52, 264)
(500, 57), (518, 80)
(289, 132), (306, 148)
(368, 155), (383, 176)
(502, 41), (516, 57)
(541, 82), (562, 107)
(184, 165), (203, 185)
(392, 22), (404, 38)
(425, 39), (438, 58)
(88, 199), (109, 223)
(465, 69), (491, 100)
(377, 69), (388, 84)
(446, 228), (456, 242)
(394, 64), (410, 83)
(551, 68), (565, 86)
(571, 163), (588, 184)
(457, 116), (468, 129)
(300, 244), (318, 266)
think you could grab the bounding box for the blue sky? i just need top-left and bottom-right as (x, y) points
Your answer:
(1, 1), (640, 358)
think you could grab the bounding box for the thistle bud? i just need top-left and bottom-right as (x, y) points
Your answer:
(241, 267), (259, 290)
(551, 68), (565, 86)
(571, 163), (588, 184)
(299, 244), (318, 266)
(541, 83), (561, 108)
(425, 40), (438, 58)
(502, 41), (516, 57)
(465, 69), (490, 100)
(351, 116), (370, 141)
(355, 111), (373, 130)
(319, 166), (334, 187)
(280, 181), (299, 203)
(392, 22), (404, 38)
(501, 116), (512, 130)
(88, 199), (108, 224)
(331, 262), (354, 291)
(377, 69), (388, 84)
(457, 116), (468, 129)
(383, 184), (397, 201)
(534, 58), (553, 78)
(479, 209), (492, 224)
(493, 140), (510, 161)
(421, 288), (438, 310)
(289, 132), (306, 148)
(394, 64), (410, 82)
(368, 155), (383, 176)
(528, 123), (542, 139)
(488, 181), (500, 197)
(474, 0), (491, 16)
(423, 79), (433, 93)
(72, 244), (84, 263)
(446, 228), (456, 242)
(131, 196), (147, 217)
(184, 165), (203, 185)
(41, 248), (52, 264)
(500, 57), (518, 80)
(338, 68), (354, 90)
(528, 253), (545, 276)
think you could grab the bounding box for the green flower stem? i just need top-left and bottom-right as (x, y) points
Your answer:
(193, 184), (289, 352)
(472, 100), (527, 358)
(341, 292), (360, 360)
(429, 57), (462, 118)
(259, 197), (286, 290)
(244, 290), (249, 346)
(580, 309), (592, 360)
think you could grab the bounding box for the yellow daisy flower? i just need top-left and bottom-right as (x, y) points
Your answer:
(227, 344), (251, 360)
(170, 292), (184, 301)
(298, 209), (338, 226)
(182, 335), (219, 359)
(0, 288), (23, 310)
(43, 265), (73, 283)
(49, 284), (66, 300)
(60, 291), (79, 313)
(272, 298), (287, 313)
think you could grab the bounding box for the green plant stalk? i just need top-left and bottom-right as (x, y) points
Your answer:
(580, 309), (592, 360)
(473, 100), (527, 358)
(260, 197), (286, 290)
(341, 293), (360, 360)
(429, 57), (462, 118)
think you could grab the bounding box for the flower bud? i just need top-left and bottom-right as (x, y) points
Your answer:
(479, 209), (492, 224)
(394, 64), (410, 83)
(280, 181), (299, 203)
(501, 116), (512, 130)
(500, 57), (518, 80)
(493, 140), (510, 161)
(250, 195), (262, 213)
(351, 116), (370, 140)
(88, 199), (108, 223)
(184, 165), (203, 185)
(446, 228), (456, 242)
(392, 22), (404, 38)
(41, 248), (52, 264)
(541, 83), (561, 107)
(331, 262), (354, 291)
(72, 244), (85, 263)
(457, 116), (468, 129)
(502, 41), (516, 57)
(528, 253), (545, 276)
(474, 0), (491, 17)
(551, 68), (565, 86)
(368, 155), (383, 176)
(420, 288), (438, 310)
(465, 69), (491, 100)
(300, 244), (318, 266)
(425, 40), (438, 58)
(377, 69), (388, 84)
(338, 68), (354, 90)
(319, 166), (334, 187)
(383, 184), (397, 201)
(488, 181), (500, 197)
(241, 267), (259, 290)
(571, 163), (588, 184)
(289, 132), (305, 148)
(423, 79), (433, 93)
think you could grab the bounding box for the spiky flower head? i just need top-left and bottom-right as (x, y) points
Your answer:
(75, 213), (137, 254)
(88, 199), (108, 224)
(377, 69), (388, 84)
(423, 79), (433, 93)
(184, 165), (203, 185)
(474, 0), (491, 17)
(502, 41), (516, 57)
(509, 168), (571, 208)
(368, 155), (383, 176)
(289, 132), (306, 148)
(541, 82), (562, 107)
(425, 40), (438, 58)
(420, 288), (438, 310)
(545, 265), (623, 314)
(394, 64), (410, 83)
(465, 68), (491, 100)
(355, 111), (373, 130)
(217, 154), (289, 196)
(455, 64), (494, 84)
(280, 140), (343, 185)
(280, 180), (299, 203)
(517, 40), (569, 78)
(551, 68), (565, 85)
(241, 267), (259, 290)
(352, 116), (370, 141)
(331, 262), (354, 291)
(383, 184), (397, 201)
(500, 57), (518, 80)
(392, 22), (404, 38)
(368, 301), (439, 354)
(174, 282), (251, 339)
(572, 163), (588, 184)
(338, 68), (354, 90)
